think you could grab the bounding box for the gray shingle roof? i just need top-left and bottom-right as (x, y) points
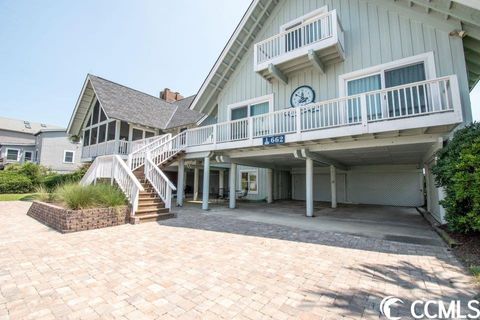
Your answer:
(0, 116), (63, 135)
(165, 95), (204, 129)
(88, 75), (203, 130)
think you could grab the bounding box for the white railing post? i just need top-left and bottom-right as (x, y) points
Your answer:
(248, 117), (253, 140)
(212, 125), (217, 145)
(360, 94), (368, 131)
(296, 107), (302, 133)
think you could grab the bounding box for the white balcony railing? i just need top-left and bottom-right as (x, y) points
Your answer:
(254, 10), (344, 72)
(183, 76), (461, 151)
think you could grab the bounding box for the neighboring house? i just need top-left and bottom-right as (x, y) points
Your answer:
(35, 129), (82, 173)
(80, 0), (480, 225)
(66, 74), (203, 162)
(0, 116), (81, 172)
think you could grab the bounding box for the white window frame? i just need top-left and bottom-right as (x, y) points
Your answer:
(63, 150), (75, 164)
(24, 151), (33, 162)
(129, 125), (156, 141)
(280, 6), (328, 31)
(5, 148), (20, 162)
(228, 94), (274, 121)
(338, 52), (437, 97)
(238, 169), (259, 194)
(82, 97), (112, 146)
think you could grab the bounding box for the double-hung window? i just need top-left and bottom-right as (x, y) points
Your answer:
(6, 149), (19, 161)
(63, 151), (74, 163)
(342, 53), (434, 121)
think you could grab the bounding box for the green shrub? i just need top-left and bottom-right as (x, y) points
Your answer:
(5, 162), (47, 186)
(42, 164), (90, 190)
(53, 183), (127, 210)
(432, 123), (480, 233)
(34, 185), (57, 203)
(0, 172), (33, 194)
(91, 183), (127, 208)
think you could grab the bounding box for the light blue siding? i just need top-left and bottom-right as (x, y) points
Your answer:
(212, 0), (472, 200)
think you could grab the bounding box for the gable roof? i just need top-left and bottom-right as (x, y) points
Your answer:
(67, 75), (203, 135)
(189, 0), (480, 114)
(0, 116), (63, 135)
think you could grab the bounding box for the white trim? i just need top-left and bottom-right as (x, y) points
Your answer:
(280, 6), (328, 31)
(5, 148), (20, 162)
(238, 168), (259, 194)
(63, 150), (75, 164)
(227, 94), (274, 120)
(338, 52), (437, 97)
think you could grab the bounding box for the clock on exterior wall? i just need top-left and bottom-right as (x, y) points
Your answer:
(290, 85), (315, 108)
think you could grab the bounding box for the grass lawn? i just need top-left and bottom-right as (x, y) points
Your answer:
(0, 193), (37, 201)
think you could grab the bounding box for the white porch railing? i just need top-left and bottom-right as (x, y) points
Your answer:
(80, 155), (144, 216)
(145, 157), (176, 209)
(81, 140), (131, 159)
(254, 10), (344, 71)
(183, 75), (460, 149)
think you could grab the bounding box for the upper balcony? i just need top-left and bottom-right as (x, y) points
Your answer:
(254, 9), (344, 83)
(183, 75), (463, 154)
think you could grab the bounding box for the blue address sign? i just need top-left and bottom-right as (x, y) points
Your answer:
(262, 135), (285, 146)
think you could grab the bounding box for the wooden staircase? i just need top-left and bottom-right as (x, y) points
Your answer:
(132, 168), (174, 223)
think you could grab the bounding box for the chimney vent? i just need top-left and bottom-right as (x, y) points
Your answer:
(160, 88), (184, 102)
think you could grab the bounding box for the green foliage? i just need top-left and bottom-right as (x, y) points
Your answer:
(0, 193), (37, 201)
(90, 183), (127, 208)
(432, 123), (480, 233)
(471, 266), (480, 284)
(53, 183), (127, 210)
(34, 186), (57, 203)
(42, 164), (89, 190)
(5, 162), (47, 186)
(0, 172), (33, 194)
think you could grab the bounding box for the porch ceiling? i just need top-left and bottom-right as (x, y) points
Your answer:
(229, 142), (434, 168)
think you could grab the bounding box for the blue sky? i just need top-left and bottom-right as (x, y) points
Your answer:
(0, 0), (478, 127)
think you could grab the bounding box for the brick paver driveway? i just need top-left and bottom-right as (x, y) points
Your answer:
(0, 201), (477, 319)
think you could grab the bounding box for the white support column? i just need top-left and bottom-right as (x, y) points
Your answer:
(330, 165), (337, 209)
(267, 168), (273, 204)
(306, 157), (313, 217)
(193, 165), (200, 201)
(202, 156), (210, 210)
(219, 170), (225, 198)
(177, 159), (185, 206)
(229, 163), (237, 209)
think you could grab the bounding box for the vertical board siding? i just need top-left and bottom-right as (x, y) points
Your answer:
(217, 0), (470, 122)
(212, 0), (471, 199)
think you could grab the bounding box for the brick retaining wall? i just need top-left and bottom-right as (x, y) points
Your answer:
(27, 201), (130, 233)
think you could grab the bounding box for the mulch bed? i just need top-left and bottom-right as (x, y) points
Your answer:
(442, 228), (480, 267)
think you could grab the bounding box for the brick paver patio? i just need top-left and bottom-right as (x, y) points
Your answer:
(0, 201), (477, 319)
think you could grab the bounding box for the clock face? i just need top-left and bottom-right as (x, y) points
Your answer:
(290, 86), (315, 107)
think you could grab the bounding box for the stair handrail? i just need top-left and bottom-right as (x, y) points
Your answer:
(80, 155), (144, 216)
(144, 156), (176, 209)
(130, 134), (169, 153)
(149, 131), (187, 167)
(128, 133), (172, 170)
